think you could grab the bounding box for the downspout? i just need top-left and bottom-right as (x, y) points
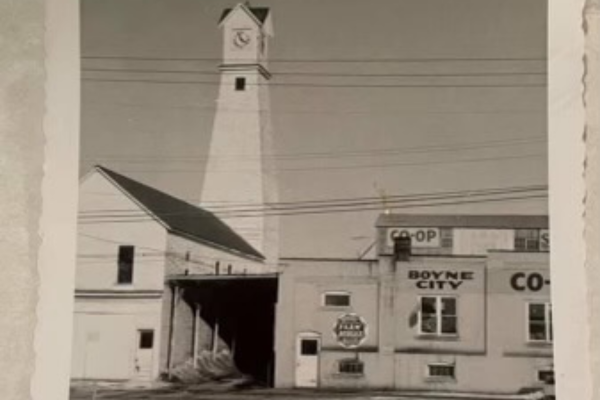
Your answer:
(167, 284), (177, 379)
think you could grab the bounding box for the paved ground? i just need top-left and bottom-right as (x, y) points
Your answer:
(69, 382), (548, 400)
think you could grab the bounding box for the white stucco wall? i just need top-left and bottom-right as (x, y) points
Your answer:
(72, 169), (169, 381)
(165, 233), (267, 276)
(71, 297), (163, 380)
(76, 170), (169, 291)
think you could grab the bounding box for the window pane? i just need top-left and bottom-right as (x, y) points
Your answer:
(529, 321), (547, 341)
(235, 77), (246, 91)
(139, 330), (154, 349)
(548, 305), (553, 341)
(429, 364), (455, 378)
(324, 294), (350, 307)
(301, 339), (318, 355)
(117, 245), (134, 284)
(339, 360), (364, 374)
(441, 298), (456, 315)
(529, 304), (546, 321)
(421, 315), (437, 333)
(538, 370), (555, 384)
(441, 316), (458, 334)
(421, 297), (436, 314)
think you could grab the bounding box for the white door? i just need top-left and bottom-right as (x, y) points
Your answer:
(134, 330), (154, 380)
(295, 333), (320, 388)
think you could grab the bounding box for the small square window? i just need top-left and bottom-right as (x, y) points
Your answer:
(440, 228), (453, 248)
(300, 339), (318, 355)
(538, 369), (555, 384)
(339, 359), (364, 374)
(235, 77), (246, 91)
(515, 229), (540, 252)
(323, 292), (351, 307)
(139, 330), (154, 349)
(428, 364), (455, 379)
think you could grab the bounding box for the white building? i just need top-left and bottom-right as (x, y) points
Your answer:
(71, 166), (264, 381)
(72, 3), (280, 381)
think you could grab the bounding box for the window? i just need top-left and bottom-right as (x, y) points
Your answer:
(235, 77), (246, 91)
(419, 296), (457, 336)
(515, 229), (540, 251)
(300, 339), (319, 355)
(427, 363), (455, 379)
(117, 245), (135, 284)
(528, 302), (553, 342)
(139, 330), (154, 349)
(323, 292), (351, 307)
(538, 368), (555, 384)
(339, 359), (364, 374)
(440, 228), (454, 248)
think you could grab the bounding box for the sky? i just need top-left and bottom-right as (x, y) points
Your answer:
(80, 0), (548, 258)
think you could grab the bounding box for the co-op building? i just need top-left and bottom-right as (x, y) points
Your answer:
(71, 3), (553, 396)
(71, 165), (552, 394)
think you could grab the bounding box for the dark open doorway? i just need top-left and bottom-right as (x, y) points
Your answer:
(172, 276), (278, 386)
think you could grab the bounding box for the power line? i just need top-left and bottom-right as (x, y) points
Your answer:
(82, 77), (546, 89)
(81, 55), (547, 63)
(78, 184), (547, 209)
(78, 232), (281, 267)
(78, 188), (547, 220)
(77, 193), (547, 224)
(102, 152), (546, 175)
(79, 185), (547, 216)
(82, 136), (546, 164)
(83, 101), (545, 116)
(82, 135), (547, 161)
(82, 67), (547, 78)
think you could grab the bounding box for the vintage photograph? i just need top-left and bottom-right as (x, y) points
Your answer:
(70, 0), (551, 398)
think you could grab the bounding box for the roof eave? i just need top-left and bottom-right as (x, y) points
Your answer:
(168, 228), (265, 263)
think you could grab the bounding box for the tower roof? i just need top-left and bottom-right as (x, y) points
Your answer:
(93, 165), (265, 260)
(219, 4), (270, 25)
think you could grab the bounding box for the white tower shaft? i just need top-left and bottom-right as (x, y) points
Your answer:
(200, 4), (278, 267)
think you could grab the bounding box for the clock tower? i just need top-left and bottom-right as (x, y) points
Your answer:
(200, 3), (278, 269)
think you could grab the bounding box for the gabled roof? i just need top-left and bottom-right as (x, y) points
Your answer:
(219, 4), (270, 24)
(95, 166), (264, 260)
(376, 213), (549, 229)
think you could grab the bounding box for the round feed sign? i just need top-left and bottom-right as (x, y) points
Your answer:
(333, 313), (367, 348)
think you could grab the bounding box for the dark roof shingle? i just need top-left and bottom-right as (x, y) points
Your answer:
(219, 5), (270, 24)
(97, 166), (264, 260)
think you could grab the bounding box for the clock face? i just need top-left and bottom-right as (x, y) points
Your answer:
(233, 31), (251, 49)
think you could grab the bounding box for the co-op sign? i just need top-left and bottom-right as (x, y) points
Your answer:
(386, 227), (441, 248)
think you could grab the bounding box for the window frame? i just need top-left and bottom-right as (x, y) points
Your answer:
(322, 291), (351, 308)
(235, 77), (246, 91)
(537, 368), (555, 385)
(526, 301), (553, 343)
(138, 329), (154, 350)
(338, 358), (364, 375)
(426, 362), (456, 380)
(440, 228), (454, 249)
(515, 229), (541, 252)
(117, 245), (135, 285)
(417, 295), (458, 337)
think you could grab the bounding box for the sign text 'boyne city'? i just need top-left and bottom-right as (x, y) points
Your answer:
(408, 270), (474, 290)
